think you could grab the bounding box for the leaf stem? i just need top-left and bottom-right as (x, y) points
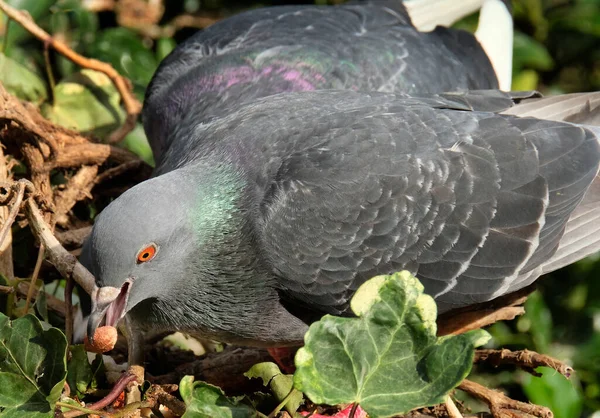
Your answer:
(43, 41), (56, 95)
(56, 401), (111, 416)
(349, 403), (359, 418)
(1, 16), (9, 53)
(64, 276), (74, 345)
(267, 388), (296, 418)
(24, 244), (44, 312)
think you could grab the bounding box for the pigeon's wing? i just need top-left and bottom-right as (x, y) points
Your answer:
(143, 3), (496, 165)
(255, 93), (600, 315)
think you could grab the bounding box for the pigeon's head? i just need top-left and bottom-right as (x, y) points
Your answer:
(81, 164), (250, 341)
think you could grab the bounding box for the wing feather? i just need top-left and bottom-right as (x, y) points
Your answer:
(245, 93), (600, 315)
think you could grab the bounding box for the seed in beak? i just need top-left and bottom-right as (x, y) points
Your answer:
(84, 325), (118, 353)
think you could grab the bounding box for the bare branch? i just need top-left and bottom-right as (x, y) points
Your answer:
(459, 379), (553, 418)
(445, 397), (464, 418)
(17, 281), (66, 316)
(475, 349), (573, 379)
(0, 180), (28, 250)
(437, 284), (535, 336)
(54, 166), (99, 227)
(25, 197), (97, 296)
(0, 146), (14, 281)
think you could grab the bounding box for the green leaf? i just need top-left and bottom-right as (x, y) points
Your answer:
(0, 313), (68, 417)
(67, 345), (102, 397)
(0, 53), (47, 102)
(548, 3), (600, 37)
(521, 368), (583, 418)
(294, 271), (488, 418)
(245, 362), (303, 415)
(512, 69), (540, 91)
(0, 274), (10, 315)
(56, 397), (84, 414)
(41, 69), (125, 137)
(179, 376), (259, 418)
(513, 31), (554, 72)
(156, 37), (176, 62)
(88, 28), (158, 97)
(517, 291), (552, 353)
(121, 123), (155, 166)
(34, 288), (48, 323)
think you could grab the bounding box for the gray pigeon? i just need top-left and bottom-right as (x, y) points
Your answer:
(83, 89), (600, 347)
(80, 0), (516, 345)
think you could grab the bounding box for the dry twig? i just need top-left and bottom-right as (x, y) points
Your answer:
(24, 244), (44, 311)
(25, 197), (97, 295)
(445, 397), (464, 418)
(53, 165), (99, 227)
(0, 0), (142, 143)
(475, 349), (573, 378)
(0, 180), (30, 249)
(143, 384), (186, 417)
(17, 280), (66, 316)
(0, 146), (14, 281)
(459, 379), (553, 418)
(83, 0), (115, 13)
(0, 83), (146, 187)
(437, 284), (535, 336)
(0, 284), (13, 294)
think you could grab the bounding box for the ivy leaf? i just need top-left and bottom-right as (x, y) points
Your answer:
(245, 362), (303, 415)
(179, 376), (259, 418)
(67, 345), (103, 398)
(0, 313), (68, 417)
(294, 271), (489, 418)
(41, 69), (125, 138)
(0, 53), (47, 102)
(34, 288), (48, 323)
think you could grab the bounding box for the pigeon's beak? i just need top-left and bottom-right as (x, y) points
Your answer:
(87, 280), (131, 343)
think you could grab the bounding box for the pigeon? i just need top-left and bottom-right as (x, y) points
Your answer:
(77, 0), (515, 344)
(142, 0), (513, 161)
(83, 89), (600, 347)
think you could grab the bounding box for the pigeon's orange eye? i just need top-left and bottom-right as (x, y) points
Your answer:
(136, 244), (157, 264)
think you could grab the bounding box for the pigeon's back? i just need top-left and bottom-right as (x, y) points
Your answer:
(143, 3), (498, 167)
(167, 90), (600, 317)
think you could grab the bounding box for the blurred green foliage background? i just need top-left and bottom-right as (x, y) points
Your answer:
(0, 0), (599, 417)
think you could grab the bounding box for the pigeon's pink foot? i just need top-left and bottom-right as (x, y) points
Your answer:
(267, 346), (300, 373)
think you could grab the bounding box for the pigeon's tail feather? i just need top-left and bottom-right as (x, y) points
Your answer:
(541, 174), (600, 274)
(474, 0), (513, 91)
(403, 0), (513, 91)
(502, 91), (600, 125)
(505, 91), (600, 274)
(402, 0), (483, 31)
